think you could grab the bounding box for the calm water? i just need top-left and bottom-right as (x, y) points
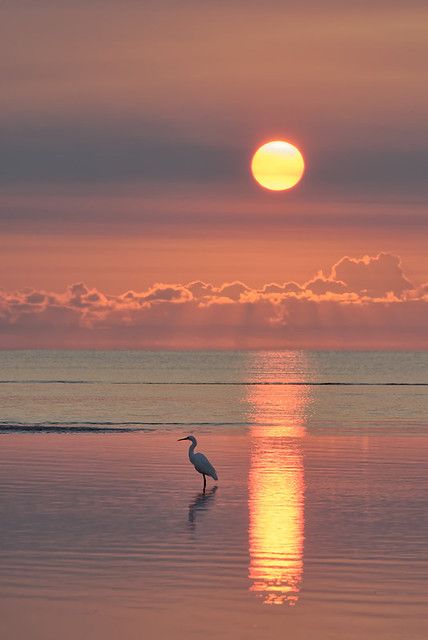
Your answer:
(0, 350), (427, 639)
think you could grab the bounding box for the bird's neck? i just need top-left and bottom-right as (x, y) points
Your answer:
(188, 442), (196, 462)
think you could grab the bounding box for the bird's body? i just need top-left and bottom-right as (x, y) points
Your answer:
(178, 435), (218, 491)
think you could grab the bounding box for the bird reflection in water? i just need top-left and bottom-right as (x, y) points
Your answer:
(188, 486), (218, 530)
(247, 352), (308, 606)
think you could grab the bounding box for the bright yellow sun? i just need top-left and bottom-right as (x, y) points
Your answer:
(251, 140), (305, 191)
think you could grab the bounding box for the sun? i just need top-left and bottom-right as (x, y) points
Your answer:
(251, 140), (305, 191)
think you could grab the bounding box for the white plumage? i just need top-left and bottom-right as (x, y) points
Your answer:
(178, 435), (218, 491)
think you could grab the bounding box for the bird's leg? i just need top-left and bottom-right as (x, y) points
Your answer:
(203, 474), (206, 493)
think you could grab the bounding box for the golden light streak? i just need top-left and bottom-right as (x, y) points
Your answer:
(248, 352), (307, 605)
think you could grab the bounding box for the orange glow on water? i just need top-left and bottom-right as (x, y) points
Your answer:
(248, 353), (307, 605)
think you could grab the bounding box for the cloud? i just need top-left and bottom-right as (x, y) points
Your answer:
(304, 275), (349, 295)
(0, 121), (242, 186)
(141, 284), (193, 303)
(0, 120), (427, 204)
(185, 280), (250, 302)
(187, 281), (216, 298)
(1, 252), (428, 349)
(217, 281), (250, 301)
(262, 282), (303, 295)
(331, 252), (413, 296)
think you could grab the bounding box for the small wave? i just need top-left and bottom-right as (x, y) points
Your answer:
(0, 420), (252, 434)
(0, 425), (151, 434)
(0, 380), (95, 384)
(0, 380), (427, 386)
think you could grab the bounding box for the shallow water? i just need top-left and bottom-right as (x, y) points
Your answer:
(0, 351), (427, 639)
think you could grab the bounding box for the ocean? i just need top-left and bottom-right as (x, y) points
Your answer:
(0, 350), (427, 639)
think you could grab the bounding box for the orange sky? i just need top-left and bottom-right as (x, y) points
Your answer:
(1, 1), (427, 347)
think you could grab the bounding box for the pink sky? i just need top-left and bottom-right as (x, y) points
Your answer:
(1, 2), (427, 348)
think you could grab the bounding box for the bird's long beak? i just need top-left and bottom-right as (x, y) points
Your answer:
(177, 437), (187, 441)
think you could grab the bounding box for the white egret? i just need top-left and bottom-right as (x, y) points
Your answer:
(178, 435), (218, 492)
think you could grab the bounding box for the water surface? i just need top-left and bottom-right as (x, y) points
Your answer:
(0, 351), (427, 639)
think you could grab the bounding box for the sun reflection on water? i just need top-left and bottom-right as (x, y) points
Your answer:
(248, 352), (308, 605)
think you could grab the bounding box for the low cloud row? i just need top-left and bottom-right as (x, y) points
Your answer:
(2, 253), (428, 349)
